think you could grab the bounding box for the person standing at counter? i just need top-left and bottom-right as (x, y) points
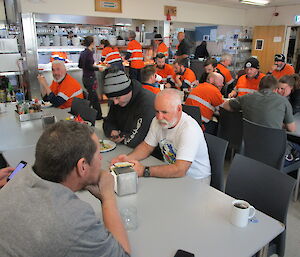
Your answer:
(153, 34), (169, 60)
(175, 32), (191, 67)
(37, 60), (84, 109)
(0, 121), (131, 257)
(100, 39), (124, 71)
(194, 41), (209, 60)
(78, 36), (103, 120)
(125, 30), (145, 82)
(103, 67), (155, 148)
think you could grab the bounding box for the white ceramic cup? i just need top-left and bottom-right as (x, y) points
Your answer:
(230, 200), (256, 228)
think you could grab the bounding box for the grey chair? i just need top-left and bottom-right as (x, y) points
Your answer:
(70, 97), (90, 116)
(182, 104), (202, 127)
(225, 154), (295, 257)
(204, 133), (228, 192)
(217, 107), (243, 158)
(243, 118), (300, 201)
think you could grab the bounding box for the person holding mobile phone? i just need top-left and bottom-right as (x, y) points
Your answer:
(0, 121), (130, 257)
(0, 167), (14, 187)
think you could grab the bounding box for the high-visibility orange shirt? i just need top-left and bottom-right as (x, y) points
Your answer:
(50, 74), (83, 109)
(101, 46), (122, 64)
(142, 84), (160, 94)
(156, 64), (175, 84)
(216, 63), (234, 85)
(272, 63), (295, 79)
(50, 52), (68, 62)
(172, 68), (196, 89)
(127, 40), (145, 69)
(186, 82), (224, 123)
(156, 42), (169, 58)
(235, 73), (265, 97)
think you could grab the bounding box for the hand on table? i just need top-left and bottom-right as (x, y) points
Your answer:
(0, 167), (14, 187)
(86, 170), (115, 202)
(129, 160), (144, 177)
(110, 154), (129, 166)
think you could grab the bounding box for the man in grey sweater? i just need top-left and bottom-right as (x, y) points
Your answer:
(0, 121), (130, 257)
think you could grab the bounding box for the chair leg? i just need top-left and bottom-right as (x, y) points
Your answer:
(293, 168), (300, 202)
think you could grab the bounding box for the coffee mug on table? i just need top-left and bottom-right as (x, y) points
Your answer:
(230, 200), (256, 228)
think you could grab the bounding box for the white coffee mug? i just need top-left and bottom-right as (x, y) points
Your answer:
(230, 200), (256, 228)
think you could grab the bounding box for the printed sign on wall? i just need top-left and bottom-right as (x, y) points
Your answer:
(95, 0), (122, 13)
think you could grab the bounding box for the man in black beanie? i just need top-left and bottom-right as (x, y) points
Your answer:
(103, 67), (156, 148)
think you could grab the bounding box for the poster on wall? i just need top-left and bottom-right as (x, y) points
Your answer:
(95, 0), (122, 13)
(255, 39), (264, 50)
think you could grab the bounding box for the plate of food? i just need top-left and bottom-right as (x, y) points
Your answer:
(41, 101), (52, 108)
(99, 139), (116, 153)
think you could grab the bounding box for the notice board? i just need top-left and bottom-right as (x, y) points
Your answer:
(95, 0), (122, 13)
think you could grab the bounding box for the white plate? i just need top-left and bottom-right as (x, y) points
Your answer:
(99, 139), (116, 153)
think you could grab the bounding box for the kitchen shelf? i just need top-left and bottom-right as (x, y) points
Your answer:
(37, 46), (85, 52)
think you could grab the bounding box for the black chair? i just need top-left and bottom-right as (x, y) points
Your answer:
(204, 133), (228, 192)
(70, 97), (90, 116)
(217, 107), (243, 157)
(243, 118), (300, 201)
(225, 154), (295, 257)
(182, 104), (202, 127)
(79, 106), (98, 126)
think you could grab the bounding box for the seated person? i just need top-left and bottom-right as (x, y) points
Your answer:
(267, 54), (295, 79)
(155, 53), (175, 87)
(141, 65), (161, 94)
(172, 59), (197, 90)
(112, 89), (211, 182)
(103, 67), (156, 148)
(277, 74), (300, 114)
(37, 60), (84, 109)
(0, 121), (130, 257)
(216, 54), (235, 96)
(186, 72), (224, 135)
(229, 57), (265, 98)
(199, 57), (218, 83)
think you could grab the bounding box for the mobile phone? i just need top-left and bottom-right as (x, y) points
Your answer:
(0, 153), (9, 169)
(174, 249), (195, 257)
(7, 161), (27, 181)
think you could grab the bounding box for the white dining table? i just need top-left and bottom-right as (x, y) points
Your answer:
(1, 104), (284, 257)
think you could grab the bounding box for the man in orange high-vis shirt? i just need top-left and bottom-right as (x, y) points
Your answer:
(125, 30), (145, 82)
(141, 65), (160, 95)
(155, 53), (175, 88)
(216, 54), (235, 96)
(172, 59), (196, 90)
(37, 60), (83, 109)
(153, 34), (169, 60)
(229, 57), (265, 98)
(186, 72), (224, 135)
(268, 54), (295, 79)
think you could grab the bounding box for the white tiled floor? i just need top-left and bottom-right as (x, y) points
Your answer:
(98, 103), (300, 257)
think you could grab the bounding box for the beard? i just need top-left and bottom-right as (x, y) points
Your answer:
(53, 75), (65, 83)
(158, 118), (177, 129)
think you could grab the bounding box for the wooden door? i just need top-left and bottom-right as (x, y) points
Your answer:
(251, 26), (287, 73)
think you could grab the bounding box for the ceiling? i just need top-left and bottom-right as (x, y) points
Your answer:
(178, 0), (300, 9)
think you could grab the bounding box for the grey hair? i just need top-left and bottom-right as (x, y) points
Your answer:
(221, 54), (232, 62)
(157, 88), (182, 108)
(128, 30), (136, 39)
(52, 60), (66, 66)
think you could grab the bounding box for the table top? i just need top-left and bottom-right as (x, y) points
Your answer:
(1, 105), (284, 257)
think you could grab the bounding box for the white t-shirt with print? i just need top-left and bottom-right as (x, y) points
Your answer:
(145, 112), (211, 179)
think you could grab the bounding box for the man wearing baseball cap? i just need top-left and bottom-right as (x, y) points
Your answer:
(103, 67), (156, 148)
(268, 54), (295, 79)
(229, 57), (265, 98)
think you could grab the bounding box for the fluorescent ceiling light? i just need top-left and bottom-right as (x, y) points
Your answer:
(240, 0), (270, 6)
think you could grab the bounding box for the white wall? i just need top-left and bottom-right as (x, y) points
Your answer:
(246, 5), (300, 26)
(20, 0), (247, 26)
(0, 0), (5, 21)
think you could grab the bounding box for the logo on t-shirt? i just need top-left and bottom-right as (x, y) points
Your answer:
(159, 138), (177, 164)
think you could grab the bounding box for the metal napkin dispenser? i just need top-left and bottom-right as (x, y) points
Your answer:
(111, 165), (137, 196)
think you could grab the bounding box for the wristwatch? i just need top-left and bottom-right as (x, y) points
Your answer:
(143, 166), (151, 177)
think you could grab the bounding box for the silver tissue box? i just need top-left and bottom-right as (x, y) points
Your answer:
(111, 166), (137, 196)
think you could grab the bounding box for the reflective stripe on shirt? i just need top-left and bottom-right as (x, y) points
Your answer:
(237, 88), (257, 93)
(187, 94), (216, 112)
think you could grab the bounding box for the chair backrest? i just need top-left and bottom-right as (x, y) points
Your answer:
(225, 154), (295, 257)
(217, 107), (243, 152)
(182, 104), (202, 127)
(70, 97), (90, 116)
(243, 118), (286, 170)
(78, 106), (97, 126)
(204, 133), (228, 191)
